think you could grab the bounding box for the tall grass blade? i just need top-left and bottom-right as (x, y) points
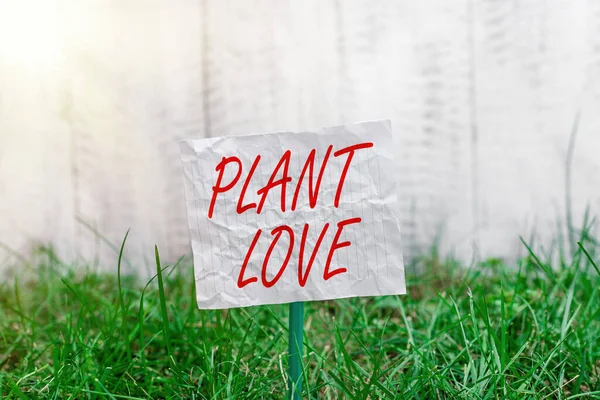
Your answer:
(577, 241), (600, 276)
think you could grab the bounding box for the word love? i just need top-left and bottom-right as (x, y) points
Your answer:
(238, 217), (361, 289)
(208, 142), (374, 219)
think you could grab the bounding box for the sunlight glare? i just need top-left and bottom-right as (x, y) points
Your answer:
(0, 0), (64, 69)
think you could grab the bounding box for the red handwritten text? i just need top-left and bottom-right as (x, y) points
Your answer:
(209, 142), (373, 288)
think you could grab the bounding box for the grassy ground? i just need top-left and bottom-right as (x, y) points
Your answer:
(0, 241), (599, 399)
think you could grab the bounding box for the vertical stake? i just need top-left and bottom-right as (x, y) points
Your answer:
(288, 302), (304, 399)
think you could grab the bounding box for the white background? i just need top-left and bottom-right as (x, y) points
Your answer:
(1, 1), (599, 273)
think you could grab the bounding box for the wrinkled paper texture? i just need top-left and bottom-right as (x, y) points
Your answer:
(180, 120), (405, 309)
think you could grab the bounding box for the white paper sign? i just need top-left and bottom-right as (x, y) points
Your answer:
(179, 120), (405, 309)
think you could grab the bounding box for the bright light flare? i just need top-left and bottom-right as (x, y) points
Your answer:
(0, 0), (64, 70)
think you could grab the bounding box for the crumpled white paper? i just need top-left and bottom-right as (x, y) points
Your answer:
(179, 120), (405, 309)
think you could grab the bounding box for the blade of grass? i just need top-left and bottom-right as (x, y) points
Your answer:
(577, 241), (600, 276)
(117, 229), (131, 362)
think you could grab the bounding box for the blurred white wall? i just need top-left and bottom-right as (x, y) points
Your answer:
(1, 0), (599, 273)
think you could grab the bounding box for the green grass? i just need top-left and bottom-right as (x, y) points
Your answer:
(1, 240), (599, 399)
